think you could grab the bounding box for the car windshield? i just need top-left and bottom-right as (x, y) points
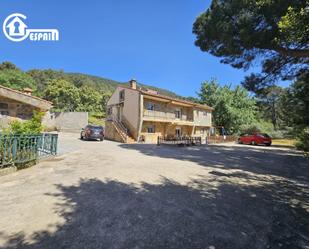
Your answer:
(87, 125), (103, 130)
(262, 133), (270, 138)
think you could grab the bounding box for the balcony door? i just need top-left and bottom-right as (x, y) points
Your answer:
(175, 109), (181, 119)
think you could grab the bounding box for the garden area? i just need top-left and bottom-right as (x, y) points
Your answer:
(0, 112), (58, 171)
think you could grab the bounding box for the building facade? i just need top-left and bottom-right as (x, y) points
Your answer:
(105, 80), (213, 143)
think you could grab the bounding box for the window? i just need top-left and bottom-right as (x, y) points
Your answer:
(175, 109), (181, 119)
(175, 127), (181, 137)
(146, 102), (155, 111)
(147, 125), (155, 133)
(203, 111), (207, 116)
(201, 128), (207, 135)
(107, 107), (112, 115)
(119, 90), (125, 102)
(0, 103), (8, 109)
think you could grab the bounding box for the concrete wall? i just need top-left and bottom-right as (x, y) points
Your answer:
(43, 112), (88, 132)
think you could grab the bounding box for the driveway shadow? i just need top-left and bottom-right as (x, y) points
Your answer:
(119, 144), (309, 183)
(1, 177), (308, 249)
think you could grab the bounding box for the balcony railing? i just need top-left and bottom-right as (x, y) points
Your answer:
(143, 110), (193, 122)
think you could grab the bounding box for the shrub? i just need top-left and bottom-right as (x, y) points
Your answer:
(295, 127), (309, 152)
(88, 115), (105, 126)
(240, 121), (289, 139)
(4, 111), (44, 135)
(240, 121), (273, 134)
(268, 130), (285, 139)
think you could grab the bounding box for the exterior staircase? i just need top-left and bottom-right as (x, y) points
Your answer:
(110, 115), (135, 143)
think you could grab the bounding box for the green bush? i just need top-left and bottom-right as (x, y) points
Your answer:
(240, 121), (273, 134)
(88, 115), (105, 126)
(240, 121), (289, 139)
(296, 127), (309, 152)
(4, 111), (44, 135)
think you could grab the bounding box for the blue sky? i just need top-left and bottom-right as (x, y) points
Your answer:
(1, 0), (257, 97)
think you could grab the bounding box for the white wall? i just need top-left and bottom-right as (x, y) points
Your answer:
(123, 88), (140, 131)
(107, 87), (125, 106)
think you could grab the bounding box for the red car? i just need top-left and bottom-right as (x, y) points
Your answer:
(238, 133), (272, 146)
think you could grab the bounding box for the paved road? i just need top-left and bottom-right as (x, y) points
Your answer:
(0, 133), (308, 249)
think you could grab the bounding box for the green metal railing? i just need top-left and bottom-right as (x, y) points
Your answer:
(0, 134), (58, 168)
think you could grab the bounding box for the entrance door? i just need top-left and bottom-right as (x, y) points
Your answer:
(175, 127), (181, 137)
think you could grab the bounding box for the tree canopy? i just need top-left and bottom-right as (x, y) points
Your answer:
(193, 0), (309, 89)
(0, 62), (36, 91)
(198, 79), (256, 133)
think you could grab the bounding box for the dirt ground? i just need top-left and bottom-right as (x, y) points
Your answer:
(0, 133), (308, 249)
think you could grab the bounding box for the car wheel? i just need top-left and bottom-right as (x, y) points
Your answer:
(238, 138), (242, 144)
(251, 140), (256, 145)
(100, 138), (104, 141)
(266, 143), (271, 146)
(80, 135), (84, 140)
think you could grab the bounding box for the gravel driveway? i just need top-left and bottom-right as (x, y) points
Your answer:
(0, 133), (308, 249)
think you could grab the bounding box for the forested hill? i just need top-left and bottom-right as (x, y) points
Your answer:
(66, 72), (181, 98)
(0, 61), (179, 98)
(0, 61), (182, 118)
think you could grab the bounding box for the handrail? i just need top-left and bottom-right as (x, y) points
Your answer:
(108, 114), (128, 135)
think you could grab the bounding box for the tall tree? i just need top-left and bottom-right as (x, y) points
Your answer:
(280, 72), (309, 129)
(27, 69), (66, 96)
(44, 79), (81, 112)
(198, 79), (256, 133)
(254, 86), (284, 130)
(193, 0), (309, 89)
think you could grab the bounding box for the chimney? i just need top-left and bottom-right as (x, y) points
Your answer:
(129, 78), (137, 90)
(23, 87), (33, 96)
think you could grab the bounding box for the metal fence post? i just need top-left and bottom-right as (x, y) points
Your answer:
(12, 136), (17, 163)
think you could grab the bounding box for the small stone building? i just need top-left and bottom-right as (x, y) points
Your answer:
(0, 85), (52, 128)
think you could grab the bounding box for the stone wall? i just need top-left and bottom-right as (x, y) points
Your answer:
(105, 121), (124, 142)
(140, 122), (195, 144)
(0, 96), (39, 129)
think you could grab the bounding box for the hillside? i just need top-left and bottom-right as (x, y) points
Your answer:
(0, 61), (182, 121)
(66, 72), (180, 98)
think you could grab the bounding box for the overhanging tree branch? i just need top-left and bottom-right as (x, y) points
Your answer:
(274, 47), (309, 58)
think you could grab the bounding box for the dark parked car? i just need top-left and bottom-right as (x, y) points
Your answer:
(81, 125), (104, 141)
(238, 133), (272, 146)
